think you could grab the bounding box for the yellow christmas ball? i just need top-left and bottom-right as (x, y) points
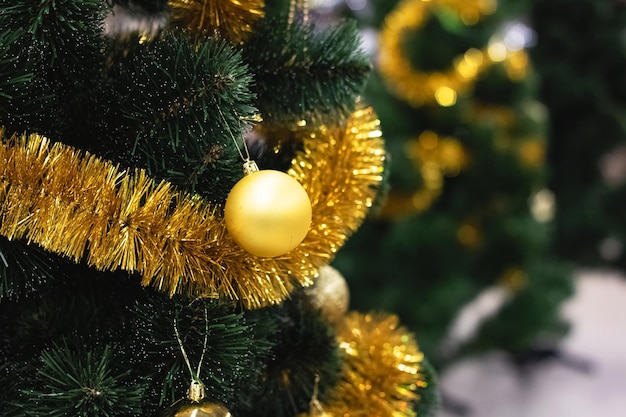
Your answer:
(161, 401), (232, 417)
(224, 169), (312, 257)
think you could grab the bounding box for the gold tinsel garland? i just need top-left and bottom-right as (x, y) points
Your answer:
(378, 0), (530, 107)
(321, 312), (427, 417)
(0, 108), (384, 309)
(168, 0), (265, 45)
(379, 130), (468, 219)
(467, 103), (547, 170)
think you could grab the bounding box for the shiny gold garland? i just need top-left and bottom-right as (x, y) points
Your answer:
(378, 0), (530, 107)
(318, 312), (427, 417)
(0, 108), (384, 309)
(379, 130), (468, 219)
(467, 102), (547, 170)
(168, 0), (265, 45)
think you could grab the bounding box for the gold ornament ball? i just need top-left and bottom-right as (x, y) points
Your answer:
(225, 170), (312, 257)
(161, 401), (232, 417)
(305, 265), (350, 323)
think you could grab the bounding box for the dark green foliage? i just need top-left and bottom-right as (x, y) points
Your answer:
(130, 295), (274, 414)
(106, 32), (256, 199)
(0, 270), (147, 417)
(530, 0), (626, 267)
(414, 358), (440, 417)
(237, 294), (342, 417)
(0, 362), (20, 416)
(0, 269), (141, 361)
(0, 237), (57, 300)
(0, 0), (105, 65)
(244, 16), (370, 126)
(0, 0), (108, 141)
(15, 341), (145, 417)
(0, 26), (46, 127)
(467, 258), (573, 355)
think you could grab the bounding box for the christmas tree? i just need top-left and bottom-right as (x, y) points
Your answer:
(0, 0), (438, 415)
(331, 0), (574, 367)
(530, 0), (626, 268)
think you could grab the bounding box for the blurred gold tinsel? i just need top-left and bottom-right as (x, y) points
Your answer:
(0, 110), (383, 309)
(319, 312), (427, 417)
(379, 130), (468, 219)
(168, 0), (265, 45)
(378, 0), (529, 107)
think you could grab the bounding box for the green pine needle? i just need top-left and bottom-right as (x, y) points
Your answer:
(130, 295), (274, 413)
(0, 0), (106, 62)
(18, 340), (144, 417)
(243, 16), (371, 126)
(236, 295), (342, 417)
(108, 31), (257, 199)
(413, 358), (441, 417)
(0, 237), (57, 301)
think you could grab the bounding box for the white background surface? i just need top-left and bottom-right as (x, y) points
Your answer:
(436, 269), (626, 417)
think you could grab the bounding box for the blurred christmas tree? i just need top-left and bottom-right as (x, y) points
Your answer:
(331, 0), (574, 367)
(530, 0), (626, 268)
(0, 0), (438, 415)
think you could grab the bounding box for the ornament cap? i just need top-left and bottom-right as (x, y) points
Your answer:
(243, 159), (259, 175)
(188, 379), (206, 402)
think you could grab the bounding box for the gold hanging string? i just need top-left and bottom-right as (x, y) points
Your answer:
(218, 106), (252, 163)
(174, 301), (210, 402)
(216, 106), (258, 174)
(309, 374), (325, 414)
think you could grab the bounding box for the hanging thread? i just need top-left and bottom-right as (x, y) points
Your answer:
(217, 106), (259, 175)
(174, 301), (210, 402)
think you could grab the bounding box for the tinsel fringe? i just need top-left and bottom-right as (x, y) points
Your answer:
(168, 0), (265, 45)
(324, 312), (427, 417)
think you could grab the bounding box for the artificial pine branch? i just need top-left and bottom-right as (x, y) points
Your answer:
(15, 340), (145, 417)
(414, 359), (441, 417)
(0, 362), (20, 416)
(0, 236), (57, 300)
(0, 27), (35, 104)
(243, 16), (371, 126)
(0, 22), (56, 136)
(105, 31), (257, 198)
(0, 0), (107, 143)
(130, 295), (275, 413)
(237, 294), (342, 417)
(0, 268), (142, 362)
(0, 0), (106, 63)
